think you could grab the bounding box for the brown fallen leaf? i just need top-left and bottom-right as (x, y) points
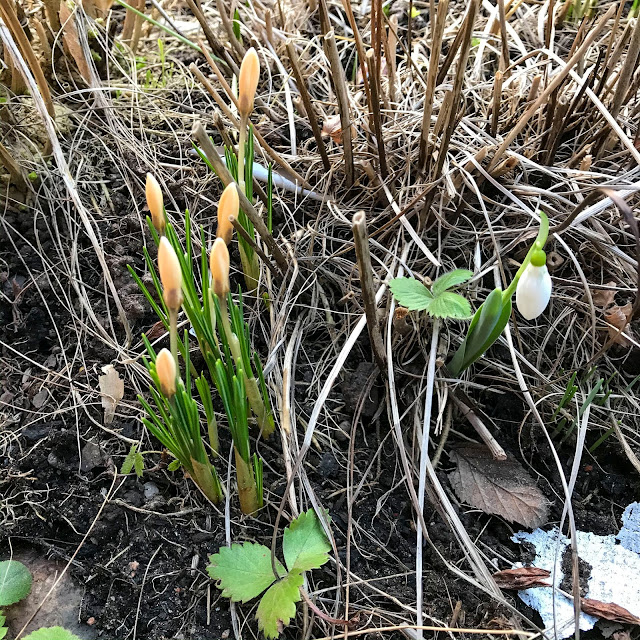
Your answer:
(449, 445), (549, 528)
(59, 1), (91, 83)
(580, 598), (640, 625)
(591, 281), (616, 308)
(604, 303), (633, 346)
(321, 114), (356, 145)
(492, 567), (551, 590)
(99, 364), (124, 424)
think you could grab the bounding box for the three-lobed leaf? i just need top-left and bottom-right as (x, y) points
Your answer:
(283, 509), (331, 572)
(0, 561), (32, 607)
(431, 269), (473, 297)
(208, 542), (286, 603)
(256, 571), (304, 639)
(388, 278), (433, 311)
(424, 292), (471, 319)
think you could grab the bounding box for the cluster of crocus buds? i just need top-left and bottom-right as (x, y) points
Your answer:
(238, 47), (260, 118)
(146, 173), (165, 235)
(216, 183), (239, 246)
(158, 237), (183, 311)
(515, 249), (552, 320)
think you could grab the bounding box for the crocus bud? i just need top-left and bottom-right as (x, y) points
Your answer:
(238, 47), (260, 117)
(210, 237), (230, 298)
(216, 183), (239, 245)
(155, 348), (177, 397)
(516, 250), (552, 320)
(158, 237), (183, 310)
(146, 173), (165, 234)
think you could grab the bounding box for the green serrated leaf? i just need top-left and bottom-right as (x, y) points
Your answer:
(208, 543), (285, 603)
(283, 509), (331, 572)
(256, 571), (303, 639)
(23, 628), (83, 640)
(431, 269), (473, 297)
(134, 452), (144, 477)
(121, 444), (137, 475)
(167, 459), (181, 472)
(0, 561), (32, 607)
(426, 292), (472, 319)
(388, 278), (433, 311)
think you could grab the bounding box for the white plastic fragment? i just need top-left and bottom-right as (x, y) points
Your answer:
(512, 511), (640, 639)
(617, 502), (640, 553)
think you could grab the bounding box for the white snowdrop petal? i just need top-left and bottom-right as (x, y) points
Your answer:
(516, 264), (552, 320)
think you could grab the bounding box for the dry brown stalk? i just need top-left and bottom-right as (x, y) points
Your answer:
(487, 4), (616, 172)
(610, 11), (640, 119)
(0, 0), (55, 118)
(319, 0), (354, 186)
(286, 41), (331, 173)
(418, 0), (449, 170)
(192, 121), (290, 277)
(352, 211), (385, 369)
(185, 0), (228, 63)
(215, 0), (245, 59)
(365, 49), (388, 180)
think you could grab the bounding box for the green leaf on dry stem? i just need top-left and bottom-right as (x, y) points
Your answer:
(256, 571), (304, 639)
(23, 628), (83, 640)
(0, 560), (32, 607)
(424, 292), (472, 319)
(388, 278), (433, 310)
(207, 542), (285, 602)
(431, 269), (473, 297)
(283, 509), (331, 572)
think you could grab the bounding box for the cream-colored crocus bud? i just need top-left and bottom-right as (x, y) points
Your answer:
(146, 173), (165, 234)
(155, 348), (177, 397)
(238, 47), (260, 117)
(210, 237), (230, 298)
(216, 183), (239, 245)
(158, 237), (183, 310)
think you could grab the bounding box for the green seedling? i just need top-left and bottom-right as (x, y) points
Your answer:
(0, 560), (83, 640)
(389, 268), (474, 319)
(120, 442), (145, 477)
(208, 509), (331, 638)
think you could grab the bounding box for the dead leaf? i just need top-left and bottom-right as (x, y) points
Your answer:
(591, 282), (616, 308)
(99, 365), (124, 424)
(449, 445), (549, 528)
(604, 303), (633, 346)
(321, 115), (356, 145)
(492, 567), (551, 589)
(32, 387), (49, 409)
(59, 1), (91, 83)
(580, 598), (640, 625)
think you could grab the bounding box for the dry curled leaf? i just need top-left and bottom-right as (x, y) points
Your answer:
(604, 303), (633, 346)
(59, 1), (91, 82)
(321, 115), (356, 145)
(591, 282), (616, 308)
(580, 598), (640, 625)
(492, 567), (551, 590)
(99, 364), (124, 424)
(449, 445), (549, 528)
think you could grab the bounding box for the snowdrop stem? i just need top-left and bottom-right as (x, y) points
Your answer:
(502, 211), (549, 302)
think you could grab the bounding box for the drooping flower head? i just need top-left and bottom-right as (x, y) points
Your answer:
(516, 249), (552, 320)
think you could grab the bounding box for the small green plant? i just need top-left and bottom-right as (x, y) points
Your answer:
(389, 269), (473, 319)
(120, 442), (145, 477)
(208, 509), (331, 639)
(0, 560), (83, 640)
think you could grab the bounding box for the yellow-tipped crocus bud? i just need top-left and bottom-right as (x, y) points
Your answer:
(238, 47), (260, 117)
(216, 183), (239, 245)
(158, 237), (183, 311)
(210, 237), (230, 298)
(146, 173), (165, 234)
(155, 348), (177, 398)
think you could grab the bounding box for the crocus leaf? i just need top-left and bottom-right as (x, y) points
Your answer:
(431, 269), (473, 297)
(256, 571), (304, 639)
(208, 543), (285, 603)
(389, 278), (433, 311)
(283, 509), (331, 572)
(0, 561), (32, 607)
(425, 292), (472, 319)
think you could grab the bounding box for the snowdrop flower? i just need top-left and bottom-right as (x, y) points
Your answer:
(516, 250), (552, 320)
